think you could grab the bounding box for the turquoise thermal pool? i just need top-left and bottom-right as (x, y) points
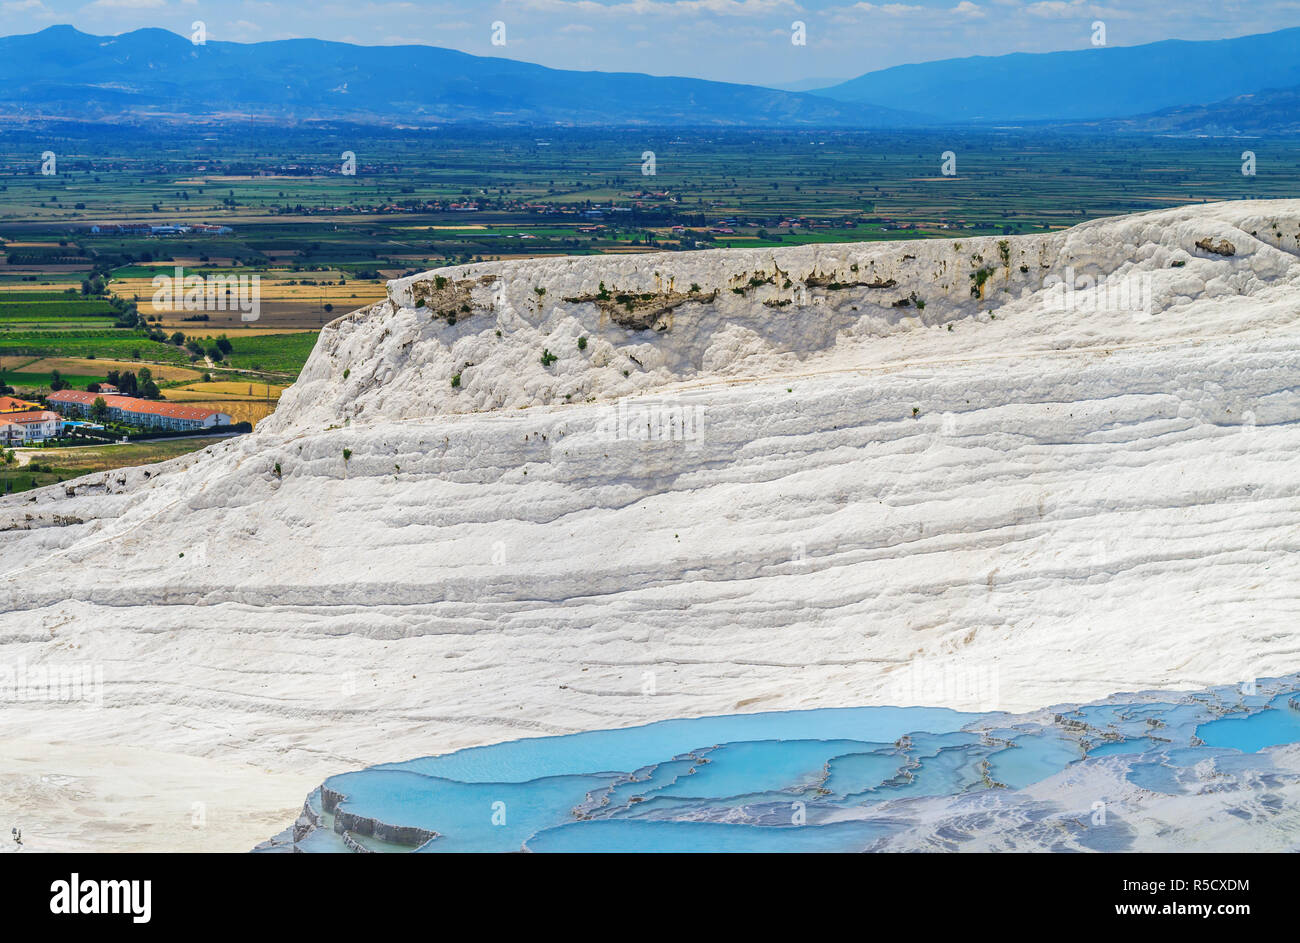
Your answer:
(261, 677), (1300, 853)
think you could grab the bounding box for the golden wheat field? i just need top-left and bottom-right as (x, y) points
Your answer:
(161, 381), (283, 426)
(194, 400), (277, 424)
(22, 357), (203, 381)
(170, 381), (286, 397)
(110, 268), (386, 333)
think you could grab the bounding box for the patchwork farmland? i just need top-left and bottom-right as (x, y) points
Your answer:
(3, 123), (1298, 441)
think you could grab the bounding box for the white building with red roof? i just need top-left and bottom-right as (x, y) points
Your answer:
(0, 409), (62, 444)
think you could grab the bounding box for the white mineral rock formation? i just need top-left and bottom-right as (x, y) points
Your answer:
(2, 200), (1299, 851)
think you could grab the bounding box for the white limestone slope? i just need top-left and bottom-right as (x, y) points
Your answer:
(2, 200), (1299, 852)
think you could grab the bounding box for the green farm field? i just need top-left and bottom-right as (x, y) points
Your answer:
(3, 123), (1298, 411)
(0, 437), (217, 495)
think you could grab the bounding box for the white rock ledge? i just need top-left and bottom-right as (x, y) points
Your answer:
(1, 199), (1298, 852)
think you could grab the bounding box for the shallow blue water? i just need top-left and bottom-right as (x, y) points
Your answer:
(269, 676), (1300, 853)
(1197, 692), (1300, 752)
(370, 705), (970, 782)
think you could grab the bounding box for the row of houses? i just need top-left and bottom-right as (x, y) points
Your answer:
(87, 223), (233, 236)
(1, 392), (234, 443)
(48, 391), (233, 433)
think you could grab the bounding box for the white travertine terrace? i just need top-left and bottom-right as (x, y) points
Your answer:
(2, 200), (1299, 851)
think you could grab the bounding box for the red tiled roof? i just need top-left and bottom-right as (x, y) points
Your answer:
(0, 410), (60, 424)
(0, 396), (41, 412)
(48, 390), (226, 421)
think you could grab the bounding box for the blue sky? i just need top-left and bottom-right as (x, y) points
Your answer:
(3, 0), (1297, 86)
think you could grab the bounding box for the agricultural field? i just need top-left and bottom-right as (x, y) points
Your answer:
(112, 266), (386, 334)
(0, 290), (119, 329)
(214, 332), (321, 374)
(3, 122), (1299, 422)
(162, 380), (285, 426)
(3, 124), (1293, 261)
(1, 352), (203, 393)
(1, 437), (217, 494)
(0, 332), (196, 403)
(0, 329), (189, 362)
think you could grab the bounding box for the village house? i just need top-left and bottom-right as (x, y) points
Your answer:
(0, 409), (63, 445)
(48, 391), (233, 432)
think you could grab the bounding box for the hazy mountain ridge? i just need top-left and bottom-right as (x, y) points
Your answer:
(5, 25), (1299, 130)
(813, 28), (1300, 123)
(0, 25), (920, 127)
(1096, 84), (1300, 136)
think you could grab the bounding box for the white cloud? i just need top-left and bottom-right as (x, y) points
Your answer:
(1024, 0), (1085, 17)
(513, 0), (804, 18)
(80, 0), (167, 9)
(840, 1), (983, 16)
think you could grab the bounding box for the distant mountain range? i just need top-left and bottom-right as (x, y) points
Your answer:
(811, 28), (1300, 123)
(1094, 84), (1300, 136)
(0, 25), (917, 127)
(1, 24), (1298, 133)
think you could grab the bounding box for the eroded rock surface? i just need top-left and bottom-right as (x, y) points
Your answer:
(3, 200), (1300, 852)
